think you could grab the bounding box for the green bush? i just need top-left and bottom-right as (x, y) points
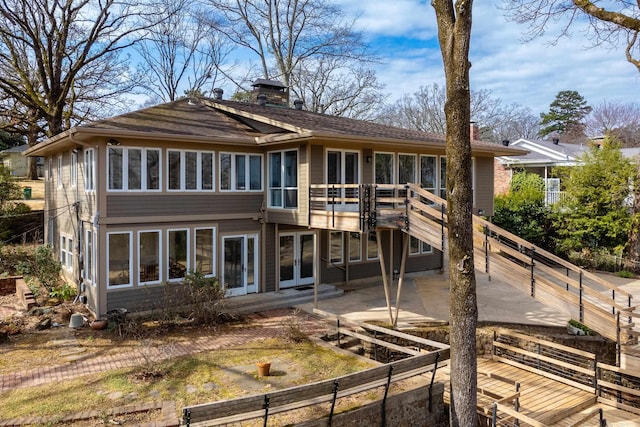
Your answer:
(49, 283), (77, 301)
(8, 244), (61, 290)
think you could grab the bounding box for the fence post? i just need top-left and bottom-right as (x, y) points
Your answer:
(262, 394), (270, 427)
(491, 403), (498, 427)
(514, 382), (521, 427)
(331, 185), (336, 229)
(579, 271), (584, 323)
(484, 225), (490, 276)
(381, 365), (394, 427)
(328, 379), (340, 426)
(530, 247), (536, 298)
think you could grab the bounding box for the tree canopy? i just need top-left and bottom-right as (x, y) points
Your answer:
(539, 90), (592, 139)
(553, 138), (635, 255)
(503, 0), (640, 73)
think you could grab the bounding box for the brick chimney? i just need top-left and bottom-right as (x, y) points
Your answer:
(251, 79), (288, 106)
(470, 122), (480, 141)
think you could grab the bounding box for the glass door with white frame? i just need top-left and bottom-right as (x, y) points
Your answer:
(222, 234), (258, 296)
(279, 232), (315, 288)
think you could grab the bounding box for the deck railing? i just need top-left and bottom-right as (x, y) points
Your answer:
(308, 182), (637, 360)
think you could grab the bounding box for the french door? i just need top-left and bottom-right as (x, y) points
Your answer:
(222, 234), (258, 296)
(279, 232), (315, 289)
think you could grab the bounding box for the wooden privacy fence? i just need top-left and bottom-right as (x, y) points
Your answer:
(182, 315), (450, 426)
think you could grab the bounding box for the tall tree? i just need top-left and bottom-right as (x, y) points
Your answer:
(136, 0), (231, 103)
(503, 0), (640, 72)
(432, 0), (477, 425)
(289, 57), (385, 119)
(586, 101), (640, 146)
(539, 90), (592, 139)
(0, 0), (160, 176)
(378, 83), (540, 142)
(206, 0), (381, 117)
(554, 137), (635, 256)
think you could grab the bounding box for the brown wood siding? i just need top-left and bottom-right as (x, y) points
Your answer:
(475, 157), (495, 216)
(106, 194), (264, 217)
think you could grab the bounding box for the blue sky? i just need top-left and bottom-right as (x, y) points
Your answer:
(337, 0), (640, 115)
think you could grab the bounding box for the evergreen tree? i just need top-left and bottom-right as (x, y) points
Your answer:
(553, 137), (634, 255)
(539, 90), (592, 138)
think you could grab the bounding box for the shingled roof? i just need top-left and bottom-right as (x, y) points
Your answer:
(25, 97), (527, 157)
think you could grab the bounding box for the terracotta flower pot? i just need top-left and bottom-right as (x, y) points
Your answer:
(256, 362), (271, 377)
(90, 319), (108, 330)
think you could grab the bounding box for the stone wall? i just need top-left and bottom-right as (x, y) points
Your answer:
(0, 276), (17, 296)
(295, 382), (447, 427)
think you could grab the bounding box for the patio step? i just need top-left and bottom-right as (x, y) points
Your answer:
(227, 284), (344, 314)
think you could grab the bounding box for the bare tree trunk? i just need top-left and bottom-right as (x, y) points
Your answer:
(432, 1), (478, 426)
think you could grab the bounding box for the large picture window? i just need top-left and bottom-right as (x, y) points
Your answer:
(139, 231), (161, 284)
(220, 153), (262, 191)
(420, 155), (437, 194)
(168, 229), (189, 281)
(168, 150), (214, 191)
(269, 150), (298, 208)
(108, 147), (161, 191)
(107, 232), (132, 288)
(326, 150), (359, 206)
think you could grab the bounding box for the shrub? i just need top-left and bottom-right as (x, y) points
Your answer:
(49, 283), (77, 301)
(9, 244), (61, 290)
(147, 272), (228, 328)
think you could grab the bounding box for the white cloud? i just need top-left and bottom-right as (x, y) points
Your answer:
(351, 1), (640, 114)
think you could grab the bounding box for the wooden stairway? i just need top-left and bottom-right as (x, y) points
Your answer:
(394, 183), (640, 364)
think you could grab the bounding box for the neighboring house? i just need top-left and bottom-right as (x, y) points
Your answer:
(494, 138), (587, 205)
(25, 83), (525, 317)
(0, 144), (43, 177)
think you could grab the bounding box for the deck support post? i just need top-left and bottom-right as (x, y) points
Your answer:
(393, 232), (410, 327)
(376, 229), (394, 325)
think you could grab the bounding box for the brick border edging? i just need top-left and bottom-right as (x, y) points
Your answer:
(0, 400), (178, 427)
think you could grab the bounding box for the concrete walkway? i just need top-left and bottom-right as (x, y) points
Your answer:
(297, 270), (575, 328)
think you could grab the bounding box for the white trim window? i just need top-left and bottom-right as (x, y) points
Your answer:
(109, 147), (161, 191)
(398, 154), (417, 185)
(84, 228), (96, 286)
(60, 235), (73, 270)
(70, 151), (77, 187)
(168, 150), (214, 191)
(419, 155), (437, 195)
(329, 231), (343, 265)
(219, 152), (262, 191)
(57, 155), (63, 188)
(349, 232), (361, 262)
(374, 152), (394, 185)
(167, 229), (189, 281)
(107, 232), (132, 288)
(366, 231), (379, 261)
(195, 227), (216, 277)
(268, 149), (298, 209)
(84, 148), (95, 192)
(139, 230), (162, 285)
(410, 236), (433, 255)
(440, 157), (447, 199)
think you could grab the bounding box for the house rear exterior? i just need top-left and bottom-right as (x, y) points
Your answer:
(25, 86), (525, 317)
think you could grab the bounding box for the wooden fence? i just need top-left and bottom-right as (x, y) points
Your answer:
(182, 313), (450, 426)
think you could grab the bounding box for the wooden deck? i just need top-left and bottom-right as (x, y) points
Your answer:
(436, 358), (636, 426)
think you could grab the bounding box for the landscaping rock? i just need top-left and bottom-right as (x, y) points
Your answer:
(35, 318), (51, 331)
